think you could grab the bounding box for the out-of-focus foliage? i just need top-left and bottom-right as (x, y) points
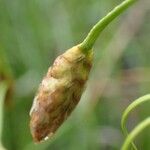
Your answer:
(0, 0), (150, 150)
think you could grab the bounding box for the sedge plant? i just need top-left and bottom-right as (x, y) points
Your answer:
(30, 0), (137, 142)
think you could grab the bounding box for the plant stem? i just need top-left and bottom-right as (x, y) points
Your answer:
(0, 81), (8, 150)
(79, 0), (136, 52)
(121, 117), (150, 150)
(121, 94), (150, 150)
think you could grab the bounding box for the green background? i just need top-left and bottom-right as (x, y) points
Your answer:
(0, 0), (150, 149)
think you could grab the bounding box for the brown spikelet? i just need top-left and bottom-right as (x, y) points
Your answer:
(30, 45), (93, 142)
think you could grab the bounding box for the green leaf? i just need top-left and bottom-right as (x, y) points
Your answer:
(0, 82), (8, 150)
(121, 94), (150, 150)
(121, 117), (150, 150)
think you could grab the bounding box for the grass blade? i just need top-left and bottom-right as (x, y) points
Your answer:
(0, 82), (8, 150)
(121, 117), (150, 150)
(121, 94), (150, 150)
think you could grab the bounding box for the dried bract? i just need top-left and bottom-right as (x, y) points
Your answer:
(30, 45), (93, 142)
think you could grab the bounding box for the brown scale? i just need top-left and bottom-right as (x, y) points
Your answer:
(30, 45), (93, 142)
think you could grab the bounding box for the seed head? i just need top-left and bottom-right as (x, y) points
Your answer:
(30, 45), (93, 142)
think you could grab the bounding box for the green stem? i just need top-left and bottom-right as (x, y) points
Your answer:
(121, 117), (150, 150)
(0, 81), (8, 150)
(79, 0), (136, 52)
(121, 94), (150, 150)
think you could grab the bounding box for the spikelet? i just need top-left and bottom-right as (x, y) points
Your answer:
(30, 0), (136, 142)
(30, 45), (93, 142)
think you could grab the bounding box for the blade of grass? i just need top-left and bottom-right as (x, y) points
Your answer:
(121, 117), (150, 150)
(0, 81), (8, 150)
(121, 94), (150, 150)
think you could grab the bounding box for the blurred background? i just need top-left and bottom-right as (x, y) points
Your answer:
(0, 0), (150, 149)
